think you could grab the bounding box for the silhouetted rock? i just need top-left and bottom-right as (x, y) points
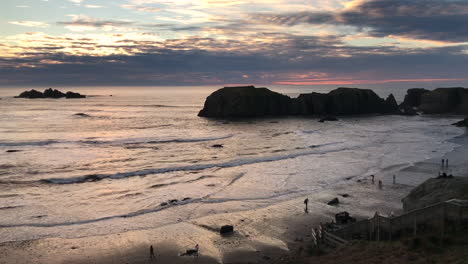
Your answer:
(199, 86), (399, 118)
(384, 94), (400, 114)
(220, 225), (234, 235)
(325, 88), (395, 115)
(327, 197), (340, 206)
(15, 89), (44, 99)
(418, 87), (468, 114)
(6, 150), (22, 153)
(401, 88), (430, 108)
(74, 113), (90, 117)
(399, 104), (419, 116)
(335, 211), (356, 225)
(15, 88), (86, 99)
(452, 117), (468, 127)
(293, 92), (329, 115)
(211, 144), (224, 148)
(198, 86), (291, 118)
(66, 91), (86, 99)
(43, 88), (65, 98)
(319, 116), (338, 122)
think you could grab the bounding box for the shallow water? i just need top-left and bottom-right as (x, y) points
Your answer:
(0, 86), (464, 242)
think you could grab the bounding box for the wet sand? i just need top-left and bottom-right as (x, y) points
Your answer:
(1, 134), (467, 264)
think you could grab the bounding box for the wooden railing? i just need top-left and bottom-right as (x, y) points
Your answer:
(316, 199), (468, 247)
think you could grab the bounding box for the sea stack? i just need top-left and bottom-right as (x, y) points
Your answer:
(399, 87), (468, 115)
(198, 86), (400, 118)
(15, 88), (86, 99)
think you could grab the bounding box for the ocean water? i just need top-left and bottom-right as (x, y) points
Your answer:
(0, 86), (464, 243)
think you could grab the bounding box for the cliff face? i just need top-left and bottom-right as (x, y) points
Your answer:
(198, 86), (399, 118)
(399, 87), (468, 115)
(419, 88), (468, 114)
(402, 177), (468, 212)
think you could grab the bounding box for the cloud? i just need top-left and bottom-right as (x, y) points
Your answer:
(1, 29), (467, 86)
(252, 0), (468, 42)
(8, 21), (49, 27)
(57, 15), (134, 32)
(85, 5), (104, 8)
(122, 4), (161, 12)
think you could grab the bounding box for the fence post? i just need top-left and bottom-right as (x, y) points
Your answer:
(440, 204), (445, 246)
(389, 218), (392, 241)
(377, 213), (380, 242)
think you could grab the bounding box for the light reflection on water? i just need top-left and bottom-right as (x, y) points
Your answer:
(0, 86), (464, 242)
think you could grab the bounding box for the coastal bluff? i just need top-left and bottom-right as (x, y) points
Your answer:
(198, 86), (399, 118)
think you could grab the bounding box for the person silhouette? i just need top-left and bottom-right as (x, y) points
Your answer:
(304, 198), (309, 213)
(442, 159), (445, 168)
(150, 245), (156, 260)
(378, 180), (383, 189)
(371, 175), (375, 184)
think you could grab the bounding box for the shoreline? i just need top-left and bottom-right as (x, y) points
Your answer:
(1, 132), (467, 264)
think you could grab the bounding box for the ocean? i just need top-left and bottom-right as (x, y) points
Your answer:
(0, 86), (464, 243)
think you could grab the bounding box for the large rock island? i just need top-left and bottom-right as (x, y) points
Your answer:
(15, 88), (86, 99)
(198, 86), (399, 118)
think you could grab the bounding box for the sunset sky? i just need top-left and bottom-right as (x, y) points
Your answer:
(1, 0), (468, 87)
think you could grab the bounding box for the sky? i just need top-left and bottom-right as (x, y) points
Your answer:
(1, 0), (468, 87)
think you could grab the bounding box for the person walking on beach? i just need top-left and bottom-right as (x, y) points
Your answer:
(304, 198), (309, 213)
(150, 245), (156, 260)
(371, 175), (375, 184)
(445, 159), (449, 168)
(378, 180), (383, 189)
(393, 175), (396, 185)
(441, 159), (445, 168)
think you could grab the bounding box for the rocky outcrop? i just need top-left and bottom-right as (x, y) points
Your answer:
(402, 177), (468, 212)
(43, 88), (65, 98)
(66, 91), (86, 99)
(16, 89), (44, 99)
(452, 118), (468, 127)
(15, 89), (86, 99)
(400, 87), (468, 115)
(199, 86), (400, 118)
(198, 86), (291, 118)
(401, 88), (430, 108)
(418, 87), (468, 114)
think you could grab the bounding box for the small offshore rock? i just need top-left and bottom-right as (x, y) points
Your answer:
(211, 144), (224, 148)
(327, 197), (340, 206)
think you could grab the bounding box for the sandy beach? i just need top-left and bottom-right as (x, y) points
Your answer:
(1, 132), (466, 264)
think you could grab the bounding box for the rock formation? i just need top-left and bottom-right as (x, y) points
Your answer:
(399, 87), (468, 115)
(419, 87), (468, 114)
(198, 86), (400, 118)
(16, 89), (44, 99)
(452, 117), (468, 127)
(15, 89), (86, 99)
(198, 86), (292, 118)
(400, 88), (430, 108)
